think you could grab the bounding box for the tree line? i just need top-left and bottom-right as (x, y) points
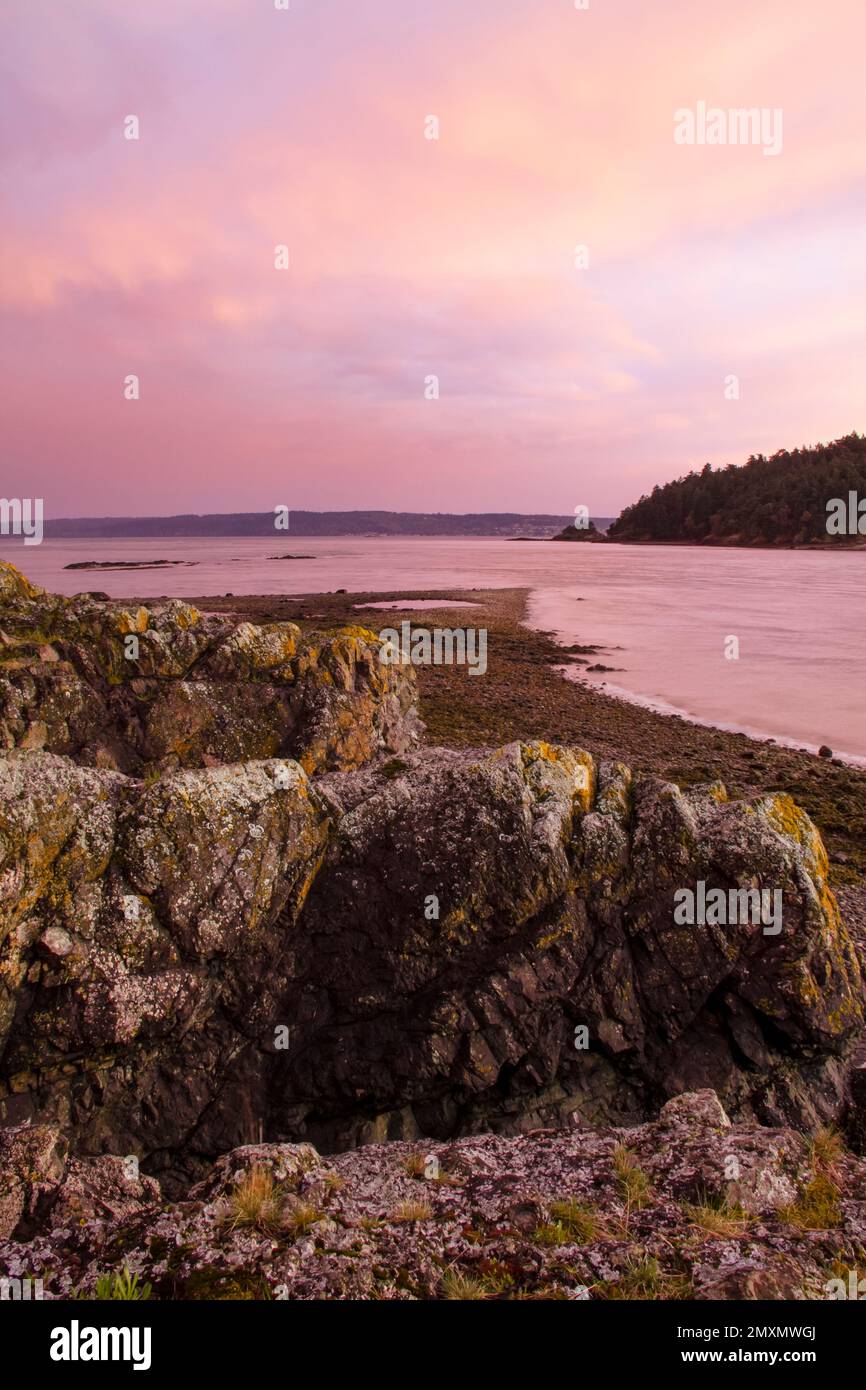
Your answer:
(607, 433), (866, 544)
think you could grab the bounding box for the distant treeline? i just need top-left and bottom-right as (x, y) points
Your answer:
(608, 430), (866, 544)
(608, 433), (866, 545)
(43, 510), (598, 539)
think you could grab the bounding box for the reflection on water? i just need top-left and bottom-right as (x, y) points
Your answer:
(3, 535), (865, 761)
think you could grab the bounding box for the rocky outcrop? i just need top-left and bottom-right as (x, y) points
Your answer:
(0, 561), (421, 775)
(3, 564), (866, 1300)
(3, 1091), (865, 1300)
(1, 736), (862, 1186)
(1, 561), (864, 1197)
(0, 750), (332, 1175)
(272, 744), (863, 1151)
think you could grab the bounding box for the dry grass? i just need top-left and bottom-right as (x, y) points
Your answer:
(225, 1167), (283, 1234)
(282, 1201), (323, 1236)
(598, 1255), (691, 1301)
(684, 1193), (750, 1238)
(392, 1200), (433, 1223)
(613, 1144), (652, 1217)
(809, 1126), (845, 1174)
(440, 1269), (489, 1300)
(780, 1173), (842, 1230)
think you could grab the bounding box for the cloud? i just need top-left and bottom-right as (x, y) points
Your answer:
(1, 0), (865, 513)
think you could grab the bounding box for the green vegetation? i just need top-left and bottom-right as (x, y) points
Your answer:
(779, 1127), (846, 1233)
(92, 1268), (152, 1301)
(780, 1173), (842, 1230)
(613, 1144), (652, 1215)
(546, 1198), (602, 1242)
(608, 432), (866, 545)
(684, 1192), (750, 1238)
(597, 1255), (691, 1301)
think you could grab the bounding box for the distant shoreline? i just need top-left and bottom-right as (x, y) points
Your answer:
(548, 534), (866, 551)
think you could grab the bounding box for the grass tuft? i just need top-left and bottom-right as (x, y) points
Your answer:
(440, 1269), (489, 1300)
(282, 1201), (323, 1236)
(779, 1173), (842, 1230)
(684, 1191), (750, 1238)
(613, 1144), (651, 1215)
(549, 1198), (602, 1243)
(226, 1166), (283, 1234)
(392, 1200), (433, 1223)
(598, 1255), (691, 1301)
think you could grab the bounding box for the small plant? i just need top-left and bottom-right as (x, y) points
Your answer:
(382, 758), (409, 779)
(780, 1173), (842, 1230)
(323, 1172), (345, 1196)
(549, 1198), (601, 1243)
(599, 1256), (690, 1301)
(613, 1144), (651, 1215)
(93, 1268), (152, 1301)
(226, 1166), (283, 1234)
(282, 1201), (323, 1235)
(402, 1151), (427, 1179)
(810, 1126), (844, 1174)
(440, 1269), (489, 1300)
(684, 1192), (749, 1238)
(392, 1200), (432, 1223)
(532, 1221), (570, 1247)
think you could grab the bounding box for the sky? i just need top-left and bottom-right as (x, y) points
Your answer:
(2, 0), (865, 518)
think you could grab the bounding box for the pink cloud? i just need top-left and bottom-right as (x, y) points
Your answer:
(2, 0), (865, 515)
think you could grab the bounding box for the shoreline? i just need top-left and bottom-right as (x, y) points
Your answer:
(168, 583), (866, 889)
(554, 667), (866, 773)
(546, 536), (866, 551)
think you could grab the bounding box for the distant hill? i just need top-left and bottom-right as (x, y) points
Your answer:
(607, 433), (866, 546)
(43, 511), (613, 539)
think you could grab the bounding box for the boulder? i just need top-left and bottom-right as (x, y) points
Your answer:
(269, 744), (863, 1150)
(0, 750), (331, 1182)
(0, 562), (421, 775)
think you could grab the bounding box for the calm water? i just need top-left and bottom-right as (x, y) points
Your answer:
(3, 536), (865, 764)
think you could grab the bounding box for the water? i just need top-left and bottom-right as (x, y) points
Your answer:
(3, 536), (865, 763)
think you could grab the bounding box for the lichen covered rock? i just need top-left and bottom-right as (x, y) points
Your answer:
(0, 562), (421, 774)
(3, 1091), (865, 1302)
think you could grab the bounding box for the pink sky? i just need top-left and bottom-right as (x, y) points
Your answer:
(2, 0), (865, 517)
